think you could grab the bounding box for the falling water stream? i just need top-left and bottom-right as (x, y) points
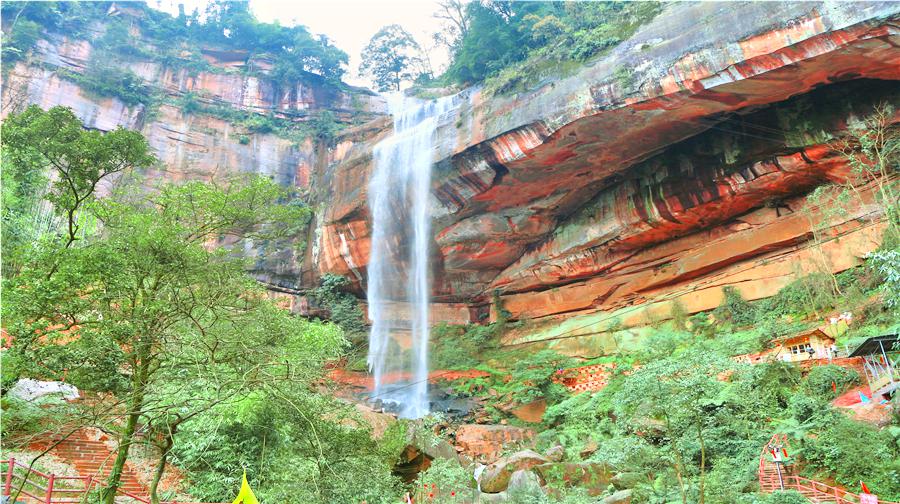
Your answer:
(367, 94), (459, 419)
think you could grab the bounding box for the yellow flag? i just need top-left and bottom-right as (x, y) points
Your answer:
(231, 471), (260, 504)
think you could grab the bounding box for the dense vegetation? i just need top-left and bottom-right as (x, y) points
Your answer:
(421, 259), (899, 503)
(392, 0), (663, 96)
(1, 1), (348, 83)
(0, 106), (402, 503)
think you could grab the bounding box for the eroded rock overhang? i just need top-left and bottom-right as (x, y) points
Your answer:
(424, 1), (900, 301)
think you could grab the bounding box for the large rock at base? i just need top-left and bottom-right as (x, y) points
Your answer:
(534, 462), (614, 496)
(405, 423), (459, 462)
(603, 489), (633, 504)
(506, 470), (545, 499)
(478, 450), (549, 494)
(353, 403), (396, 439)
(511, 398), (547, 423)
(454, 424), (536, 463)
(544, 444), (565, 463)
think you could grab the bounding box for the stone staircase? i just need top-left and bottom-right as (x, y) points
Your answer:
(32, 428), (147, 496)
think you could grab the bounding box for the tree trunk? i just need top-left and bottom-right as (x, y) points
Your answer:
(101, 360), (148, 504)
(697, 422), (707, 504)
(149, 432), (174, 504)
(101, 402), (141, 503)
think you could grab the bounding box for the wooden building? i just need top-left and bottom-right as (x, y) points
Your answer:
(770, 328), (837, 363)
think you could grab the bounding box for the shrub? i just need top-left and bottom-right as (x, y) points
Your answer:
(671, 300), (689, 331)
(802, 364), (859, 399)
(313, 274), (367, 340)
(713, 286), (756, 327)
(178, 91), (201, 115)
(60, 62), (156, 108)
(804, 415), (900, 499)
(430, 323), (480, 370)
(413, 457), (474, 503)
(762, 490), (810, 504)
(311, 111), (341, 143)
(509, 349), (576, 405)
(869, 248), (900, 309)
(758, 273), (838, 318)
(1, 19), (42, 66)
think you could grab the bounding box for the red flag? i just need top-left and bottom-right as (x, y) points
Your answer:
(861, 481), (871, 494)
(832, 381), (837, 393)
(782, 447), (788, 458)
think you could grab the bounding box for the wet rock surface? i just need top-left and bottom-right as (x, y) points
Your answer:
(478, 450), (550, 493)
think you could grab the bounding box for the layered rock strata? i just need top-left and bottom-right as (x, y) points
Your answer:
(5, 2), (900, 350)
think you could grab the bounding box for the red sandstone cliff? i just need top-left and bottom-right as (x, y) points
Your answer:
(4, 1), (899, 352)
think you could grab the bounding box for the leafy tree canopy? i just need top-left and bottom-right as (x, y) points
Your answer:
(427, 1), (662, 91)
(1, 105), (346, 503)
(359, 24), (428, 91)
(1, 1), (349, 83)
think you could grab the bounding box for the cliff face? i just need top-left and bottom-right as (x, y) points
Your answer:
(316, 1), (900, 351)
(2, 22), (386, 294)
(5, 2), (899, 352)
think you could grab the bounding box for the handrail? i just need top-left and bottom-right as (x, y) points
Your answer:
(2, 458), (226, 504)
(758, 435), (899, 504)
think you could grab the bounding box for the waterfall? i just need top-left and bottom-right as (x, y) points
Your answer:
(367, 94), (458, 419)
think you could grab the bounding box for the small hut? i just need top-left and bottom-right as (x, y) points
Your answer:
(771, 327), (836, 362)
(848, 333), (899, 400)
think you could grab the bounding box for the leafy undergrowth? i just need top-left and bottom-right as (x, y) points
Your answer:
(417, 260), (900, 503)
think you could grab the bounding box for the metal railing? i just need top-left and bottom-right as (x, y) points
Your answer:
(1, 458), (221, 504)
(758, 434), (899, 504)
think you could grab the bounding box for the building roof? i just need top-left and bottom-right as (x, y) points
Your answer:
(771, 327), (834, 344)
(848, 333), (900, 357)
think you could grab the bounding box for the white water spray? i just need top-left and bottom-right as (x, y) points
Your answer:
(367, 94), (458, 419)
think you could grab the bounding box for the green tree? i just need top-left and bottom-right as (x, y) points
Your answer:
(3, 175), (336, 503)
(1, 106), (156, 254)
(2, 107), (338, 503)
(314, 273), (367, 341)
(614, 350), (737, 504)
(359, 24), (427, 91)
(433, 0), (471, 53)
(171, 388), (403, 503)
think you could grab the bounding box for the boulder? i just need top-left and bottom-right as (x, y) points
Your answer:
(506, 469), (544, 499)
(511, 399), (547, 423)
(534, 462), (613, 496)
(612, 471), (644, 490)
(544, 444), (565, 462)
(579, 438), (599, 459)
(603, 489), (633, 504)
(454, 424), (536, 463)
(478, 450), (549, 494)
(401, 423), (459, 465)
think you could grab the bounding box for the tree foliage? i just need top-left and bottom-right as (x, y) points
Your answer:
(1, 105), (156, 268)
(431, 1), (662, 90)
(359, 24), (428, 91)
(1, 1), (349, 84)
(1, 106), (350, 504)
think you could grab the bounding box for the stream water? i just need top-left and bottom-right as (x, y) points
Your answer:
(366, 94), (459, 419)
